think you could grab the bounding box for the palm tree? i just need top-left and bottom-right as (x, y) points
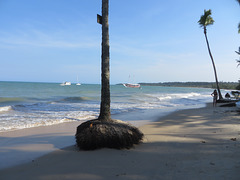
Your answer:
(75, 0), (143, 150)
(236, 1), (240, 65)
(237, 47), (240, 66)
(198, 9), (223, 100)
(238, 23), (240, 34)
(98, 0), (111, 121)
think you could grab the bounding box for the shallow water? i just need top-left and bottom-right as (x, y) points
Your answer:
(0, 81), (219, 132)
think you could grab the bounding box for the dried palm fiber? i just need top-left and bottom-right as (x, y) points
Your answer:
(75, 119), (144, 150)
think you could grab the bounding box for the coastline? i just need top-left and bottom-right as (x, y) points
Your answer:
(0, 103), (240, 179)
(0, 105), (203, 170)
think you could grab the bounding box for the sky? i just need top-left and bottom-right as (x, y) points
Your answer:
(0, 0), (240, 84)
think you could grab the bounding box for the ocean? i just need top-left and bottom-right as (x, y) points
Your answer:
(0, 81), (221, 132)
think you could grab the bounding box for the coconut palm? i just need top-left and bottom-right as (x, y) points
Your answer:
(99, 0), (111, 121)
(237, 47), (240, 66)
(236, 0), (240, 65)
(198, 9), (223, 100)
(238, 23), (240, 34)
(75, 0), (143, 150)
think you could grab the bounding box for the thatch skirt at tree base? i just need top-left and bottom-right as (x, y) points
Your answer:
(75, 119), (144, 150)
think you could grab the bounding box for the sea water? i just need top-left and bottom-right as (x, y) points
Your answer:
(0, 81), (222, 132)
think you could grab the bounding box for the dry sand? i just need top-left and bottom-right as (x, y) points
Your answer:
(0, 103), (240, 180)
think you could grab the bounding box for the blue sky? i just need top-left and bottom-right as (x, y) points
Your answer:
(0, 0), (239, 84)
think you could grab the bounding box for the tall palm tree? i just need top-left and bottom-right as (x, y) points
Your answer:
(236, 0), (240, 66)
(238, 23), (240, 34)
(198, 9), (223, 100)
(75, 0), (143, 150)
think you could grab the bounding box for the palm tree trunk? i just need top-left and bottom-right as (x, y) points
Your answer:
(204, 27), (223, 99)
(238, 22), (240, 33)
(98, 0), (111, 121)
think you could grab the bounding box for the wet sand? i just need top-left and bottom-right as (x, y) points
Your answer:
(0, 103), (240, 180)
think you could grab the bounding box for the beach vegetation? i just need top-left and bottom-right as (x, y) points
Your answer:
(236, 48), (240, 67)
(139, 82), (239, 90)
(236, 83), (240, 90)
(237, 0), (240, 33)
(198, 9), (223, 100)
(75, 0), (143, 150)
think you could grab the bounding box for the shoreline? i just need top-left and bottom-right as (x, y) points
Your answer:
(1, 103), (240, 179)
(0, 104), (206, 170)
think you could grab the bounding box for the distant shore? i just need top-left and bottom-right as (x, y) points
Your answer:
(0, 103), (240, 179)
(138, 82), (239, 90)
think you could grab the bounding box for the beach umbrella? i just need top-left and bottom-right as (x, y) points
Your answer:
(75, 0), (143, 150)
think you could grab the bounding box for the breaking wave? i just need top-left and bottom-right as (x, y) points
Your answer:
(0, 83), (213, 132)
(0, 106), (13, 112)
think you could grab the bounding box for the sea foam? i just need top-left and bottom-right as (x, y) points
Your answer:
(0, 106), (12, 112)
(0, 82), (214, 132)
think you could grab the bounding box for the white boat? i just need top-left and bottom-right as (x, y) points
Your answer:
(76, 76), (81, 85)
(60, 82), (71, 86)
(123, 83), (141, 88)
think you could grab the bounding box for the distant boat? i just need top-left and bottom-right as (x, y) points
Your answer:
(60, 82), (71, 86)
(123, 75), (140, 88)
(76, 76), (81, 85)
(123, 83), (141, 88)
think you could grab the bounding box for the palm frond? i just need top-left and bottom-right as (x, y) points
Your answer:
(198, 9), (214, 28)
(237, 60), (240, 67)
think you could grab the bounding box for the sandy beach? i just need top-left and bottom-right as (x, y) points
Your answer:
(0, 103), (240, 180)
